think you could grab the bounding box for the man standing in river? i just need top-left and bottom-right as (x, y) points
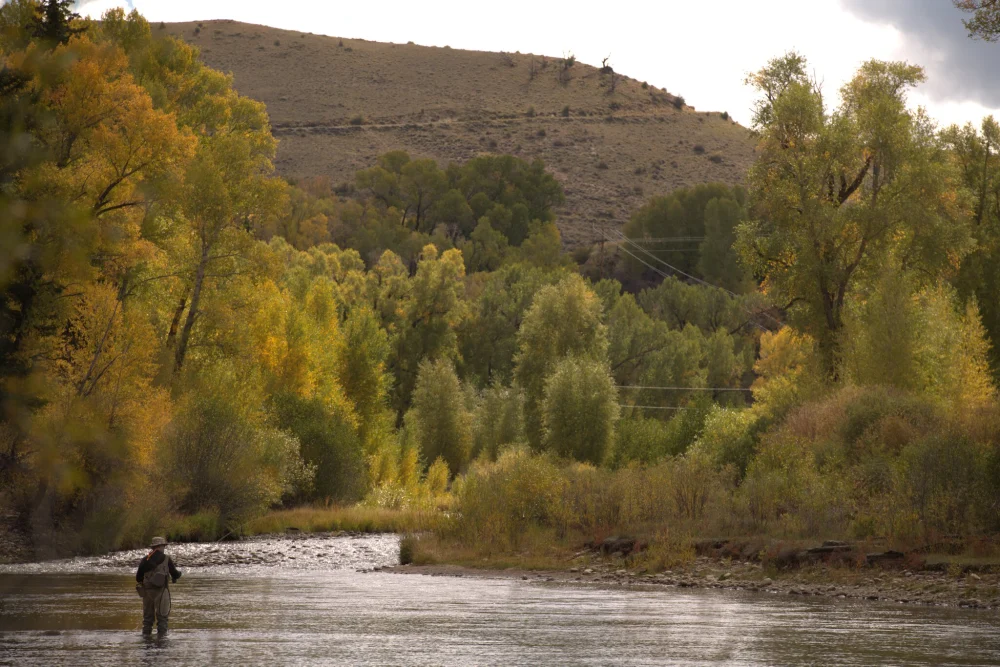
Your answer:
(135, 537), (182, 636)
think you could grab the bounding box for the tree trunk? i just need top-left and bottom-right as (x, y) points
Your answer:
(174, 245), (208, 373)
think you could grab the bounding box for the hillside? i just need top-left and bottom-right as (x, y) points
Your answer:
(163, 20), (755, 246)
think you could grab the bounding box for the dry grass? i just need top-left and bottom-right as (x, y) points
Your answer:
(164, 20), (755, 247)
(245, 505), (445, 535)
(404, 530), (583, 571)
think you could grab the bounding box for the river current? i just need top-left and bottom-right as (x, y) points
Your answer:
(1, 534), (999, 665)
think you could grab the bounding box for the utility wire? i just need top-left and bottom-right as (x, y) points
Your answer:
(618, 404), (691, 411)
(613, 241), (770, 334)
(617, 229), (786, 329)
(612, 229), (785, 329)
(626, 237), (706, 243)
(617, 385), (753, 392)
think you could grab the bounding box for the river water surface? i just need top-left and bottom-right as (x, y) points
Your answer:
(2, 534), (999, 666)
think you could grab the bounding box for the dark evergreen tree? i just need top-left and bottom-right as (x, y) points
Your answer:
(31, 0), (83, 46)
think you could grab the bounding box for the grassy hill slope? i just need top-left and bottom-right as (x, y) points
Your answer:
(164, 20), (755, 246)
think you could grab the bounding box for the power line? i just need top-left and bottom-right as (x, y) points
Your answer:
(618, 404), (691, 411)
(615, 230), (739, 297)
(612, 229), (784, 330)
(627, 237), (706, 243)
(612, 241), (770, 334)
(617, 385), (752, 392)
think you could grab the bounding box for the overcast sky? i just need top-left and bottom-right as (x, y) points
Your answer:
(74, 0), (1000, 130)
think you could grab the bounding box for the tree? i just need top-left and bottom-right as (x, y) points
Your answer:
(945, 117), (1000, 376)
(408, 358), (472, 476)
(390, 245), (467, 413)
(458, 263), (562, 386)
(736, 54), (973, 372)
(623, 183), (749, 289)
(514, 274), (608, 446)
(459, 218), (508, 273)
(542, 356), (619, 464)
(400, 159), (447, 232)
(170, 84), (286, 373)
(956, 0), (1000, 41)
(31, 0), (82, 47)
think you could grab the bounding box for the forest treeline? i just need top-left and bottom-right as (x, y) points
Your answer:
(1, 2), (999, 557)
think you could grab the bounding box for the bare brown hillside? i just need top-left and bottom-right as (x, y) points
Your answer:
(163, 20), (755, 246)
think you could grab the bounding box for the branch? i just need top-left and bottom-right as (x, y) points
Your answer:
(838, 156), (872, 203)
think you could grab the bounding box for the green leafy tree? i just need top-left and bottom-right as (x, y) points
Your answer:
(470, 382), (525, 460)
(459, 218), (508, 273)
(737, 54), (973, 372)
(390, 245), (467, 413)
(514, 274), (608, 447)
(541, 356), (619, 464)
(458, 263), (562, 386)
(408, 358), (472, 476)
(944, 117), (1000, 376)
(956, 0), (1000, 40)
(623, 184), (748, 287)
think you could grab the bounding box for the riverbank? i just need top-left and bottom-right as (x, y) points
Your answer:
(0, 505), (439, 564)
(384, 556), (1000, 610)
(390, 533), (1000, 611)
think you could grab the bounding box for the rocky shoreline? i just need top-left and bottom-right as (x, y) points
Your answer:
(382, 556), (1000, 611)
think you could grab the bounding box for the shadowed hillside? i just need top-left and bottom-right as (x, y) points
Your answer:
(163, 20), (755, 245)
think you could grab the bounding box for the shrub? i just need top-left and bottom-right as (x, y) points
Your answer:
(561, 105), (570, 117)
(399, 534), (418, 564)
(349, 114), (366, 125)
(274, 39), (281, 46)
(672, 96), (685, 109)
(526, 106), (536, 117)
(597, 161), (609, 170)
(455, 448), (565, 551)
(167, 366), (314, 527)
(537, 129), (546, 137)
(193, 26), (200, 35)
(571, 245), (593, 265)
(900, 434), (985, 537)
(694, 406), (762, 477)
(721, 111), (729, 120)
(612, 416), (675, 467)
(641, 81), (649, 89)
(271, 391), (364, 502)
(692, 144), (705, 154)
(708, 153), (723, 164)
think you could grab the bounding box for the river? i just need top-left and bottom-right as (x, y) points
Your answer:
(1, 534), (999, 665)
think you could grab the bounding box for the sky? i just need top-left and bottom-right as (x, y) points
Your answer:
(73, 0), (1000, 130)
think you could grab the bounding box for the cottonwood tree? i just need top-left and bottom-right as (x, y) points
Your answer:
(389, 245), (467, 414)
(956, 0), (1000, 41)
(944, 117), (1000, 375)
(736, 53), (973, 372)
(408, 357), (472, 476)
(542, 356), (619, 464)
(514, 274), (608, 447)
(170, 86), (287, 373)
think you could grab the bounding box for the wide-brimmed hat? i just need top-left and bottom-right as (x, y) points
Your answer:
(150, 536), (168, 547)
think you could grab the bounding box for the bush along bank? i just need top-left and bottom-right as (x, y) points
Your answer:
(389, 437), (1000, 610)
(394, 533), (1000, 610)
